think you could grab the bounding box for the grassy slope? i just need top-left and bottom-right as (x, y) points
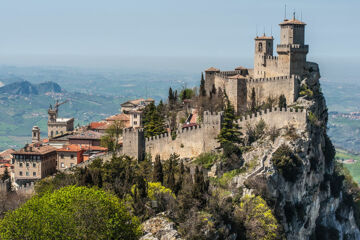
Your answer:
(336, 148), (360, 184)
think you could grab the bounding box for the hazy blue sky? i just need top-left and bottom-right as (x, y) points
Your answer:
(0, 0), (358, 69)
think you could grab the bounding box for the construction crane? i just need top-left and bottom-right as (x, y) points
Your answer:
(54, 99), (69, 111)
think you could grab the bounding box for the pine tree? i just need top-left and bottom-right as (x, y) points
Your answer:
(279, 94), (287, 109)
(1, 167), (9, 181)
(168, 87), (174, 103)
(217, 93), (242, 146)
(166, 157), (176, 191)
(200, 73), (206, 97)
(211, 84), (217, 95)
(153, 155), (163, 183)
(143, 102), (166, 138)
(251, 87), (256, 112)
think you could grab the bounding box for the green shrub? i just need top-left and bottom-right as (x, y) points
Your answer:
(271, 144), (302, 182)
(235, 195), (281, 239)
(0, 186), (141, 240)
(195, 153), (218, 169)
(308, 111), (319, 126)
(299, 83), (314, 98)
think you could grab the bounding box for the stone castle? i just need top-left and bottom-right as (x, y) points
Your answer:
(121, 14), (313, 161)
(204, 13), (311, 113)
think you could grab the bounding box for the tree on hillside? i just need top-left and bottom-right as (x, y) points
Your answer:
(1, 167), (10, 181)
(180, 88), (195, 101)
(251, 87), (256, 112)
(153, 155), (164, 184)
(279, 94), (287, 109)
(100, 120), (123, 154)
(217, 94), (242, 146)
(0, 186), (141, 240)
(143, 102), (167, 138)
(200, 73), (206, 97)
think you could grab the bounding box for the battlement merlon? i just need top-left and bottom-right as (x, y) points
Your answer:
(277, 44), (309, 54)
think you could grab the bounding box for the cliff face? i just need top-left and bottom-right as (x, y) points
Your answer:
(243, 64), (360, 239)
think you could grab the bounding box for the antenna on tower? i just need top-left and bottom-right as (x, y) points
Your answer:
(263, 26), (265, 36)
(284, 4), (287, 20)
(256, 25), (258, 37)
(301, 11), (303, 21)
(271, 25), (273, 36)
(293, 10), (296, 20)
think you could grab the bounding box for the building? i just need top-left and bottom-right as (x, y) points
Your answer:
(204, 14), (310, 113)
(57, 144), (107, 171)
(32, 126), (40, 143)
(120, 98), (154, 113)
(12, 144), (57, 184)
(0, 149), (15, 175)
(47, 101), (74, 138)
(68, 130), (104, 146)
(56, 145), (85, 170)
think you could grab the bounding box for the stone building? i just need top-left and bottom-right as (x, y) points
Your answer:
(68, 130), (103, 146)
(48, 102), (74, 138)
(204, 14), (308, 113)
(12, 144), (57, 185)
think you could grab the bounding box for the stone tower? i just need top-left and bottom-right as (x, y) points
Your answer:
(254, 34), (274, 78)
(32, 126), (40, 143)
(276, 13), (308, 76)
(48, 104), (57, 123)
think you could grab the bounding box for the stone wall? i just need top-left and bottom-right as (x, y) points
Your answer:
(236, 107), (307, 130)
(145, 112), (222, 160)
(0, 179), (10, 193)
(17, 182), (35, 196)
(246, 75), (299, 106)
(122, 128), (145, 160)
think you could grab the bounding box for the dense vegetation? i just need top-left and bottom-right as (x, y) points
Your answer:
(271, 144), (302, 182)
(0, 186), (141, 240)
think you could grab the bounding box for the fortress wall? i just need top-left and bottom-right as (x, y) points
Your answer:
(236, 107), (307, 131)
(246, 75), (298, 105)
(145, 112), (222, 160)
(122, 128), (145, 160)
(0, 179), (10, 193)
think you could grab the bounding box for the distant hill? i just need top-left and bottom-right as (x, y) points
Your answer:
(36, 81), (62, 94)
(0, 81), (62, 95)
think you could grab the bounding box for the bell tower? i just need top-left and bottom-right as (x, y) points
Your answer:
(254, 34), (274, 78)
(32, 126), (40, 143)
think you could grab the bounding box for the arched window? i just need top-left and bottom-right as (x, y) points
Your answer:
(258, 42), (263, 52)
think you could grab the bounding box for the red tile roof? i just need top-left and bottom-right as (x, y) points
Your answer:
(90, 121), (108, 129)
(205, 67), (220, 72)
(57, 144), (108, 152)
(13, 145), (57, 155)
(106, 113), (130, 122)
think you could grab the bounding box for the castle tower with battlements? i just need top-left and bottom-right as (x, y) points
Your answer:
(204, 14), (309, 113)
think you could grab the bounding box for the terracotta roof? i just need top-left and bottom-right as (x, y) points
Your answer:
(279, 18), (306, 26)
(90, 121), (108, 129)
(68, 130), (104, 140)
(0, 149), (15, 160)
(57, 144), (108, 152)
(228, 74), (247, 79)
(57, 144), (83, 152)
(106, 113), (130, 122)
(121, 98), (154, 107)
(13, 145), (57, 155)
(235, 66), (247, 70)
(205, 67), (220, 72)
(182, 123), (198, 128)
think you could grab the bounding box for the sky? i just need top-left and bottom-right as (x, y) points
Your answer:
(0, 0), (358, 70)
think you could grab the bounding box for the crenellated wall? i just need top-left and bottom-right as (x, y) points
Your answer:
(16, 182), (35, 196)
(145, 112), (222, 160)
(122, 109), (307, 161)
(0, 179), (10, 193)
(236, 107), (307, 130)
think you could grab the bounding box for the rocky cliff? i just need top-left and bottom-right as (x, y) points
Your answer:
(239, 64), (360, 239)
